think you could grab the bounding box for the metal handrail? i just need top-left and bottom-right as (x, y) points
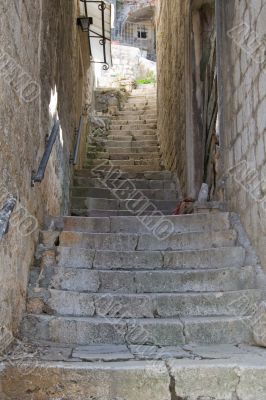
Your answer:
(31, 120), (60, 186)
(0, 194), (17, 240)
(72, 115), (85, 166)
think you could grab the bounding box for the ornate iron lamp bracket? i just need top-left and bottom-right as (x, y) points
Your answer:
(79, 0), (111, 70)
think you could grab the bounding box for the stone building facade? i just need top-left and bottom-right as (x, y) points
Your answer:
(0, 0), (93, 335)
(156, 0), (266, 272)
(114, 0), (156, 60)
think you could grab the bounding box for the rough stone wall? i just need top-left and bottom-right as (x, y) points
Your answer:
(0, 0), (92, 335)
(156, 0), (187, 194)
(216, 0), (266, 270)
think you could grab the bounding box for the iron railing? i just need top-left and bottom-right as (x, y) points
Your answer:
(31, 120), (60, 186)
(71, 115), (85, 166)
(0, 194), (17, 240)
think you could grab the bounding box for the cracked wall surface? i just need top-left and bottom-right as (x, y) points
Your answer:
(0, 0), (92, 336)
(217, 0), (266, 271)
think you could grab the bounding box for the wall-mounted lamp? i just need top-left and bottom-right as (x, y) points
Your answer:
(78, 0), (112, 70)
(77, 16), (93, 32)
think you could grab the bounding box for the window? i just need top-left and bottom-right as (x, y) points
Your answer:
(137, 26), (147, 39)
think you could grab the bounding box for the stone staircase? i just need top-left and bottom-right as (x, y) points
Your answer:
(5, 87), (266, 399)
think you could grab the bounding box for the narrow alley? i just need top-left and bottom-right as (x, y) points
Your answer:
(1, 1), (266, 399)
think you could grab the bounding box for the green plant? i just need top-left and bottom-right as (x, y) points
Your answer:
(136, 76), (157, 85)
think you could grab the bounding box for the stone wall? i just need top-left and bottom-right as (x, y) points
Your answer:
(0, 0), (92, 335)
(216, 0), (266, 271)
(156, 0), (187, 194)
(156, 0), (266, 271)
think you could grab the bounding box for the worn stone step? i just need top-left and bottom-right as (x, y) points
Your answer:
(0, 359), (171, 398)
(108, 146), (160, 154)
(123, 99), (156, 105)
(87, 152), (160, 161)
(107, 146), (160, 154)
(21, 314), (253, 346)
(73, 178), (175, 190)
(123, 105), (157, 112)
(105, 213), (229, 233)
(122, 102), (156, 108)
(107, 132), (157, 139)
(71, 197), (177, 212)
(111, 119), (157, 127)
(86, 159), (161, 168)
(21, 314), (185, 346)
(114, 113), (157, 121)
(5, 351), (266, 399)
(110, 123), (157, 130)
(75, 170), (176, 180)
(126, 98), (157, 104)
(28, 289), (264, 318)
(132, 89), (156, 94)
(86, 146), (160, 155)
(106, 139), (159, 147)
(56, 213), (229, 234)
(59, 229), (237, 251)
(108, 129), (157, 136)
(88, 165), (163, 173)
(115, 109), (157, 115)
(71, 188), (178, 201)
(55, 247), (245, 270)
(107, 134), (157, 142)
(71, 209), (173, 217)
(182, 315), (253, 344)
(42, 266), (255, 294)
(86, 163), (163, 172)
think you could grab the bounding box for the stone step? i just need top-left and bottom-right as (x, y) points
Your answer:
(73, 178), (175, 190)
(108, 129), (157, 135)
(21, 314), (253, 345)
(114, 113), (157, 120)
(71, 188), (178, 201)
(89, 165), (163, 173)
(124, 97), (156, 103)
(89, 166), (166, 176)
(58, 229), (237, 251)
(28, 288), (264, 318)
(86, 159), (161, 168)
(123, 105), (157, 112)
(107, 131), (157, 138)
(70, 197), (177, 212)
(132, 89), (157, 93)
(106, 139), (159, 147)
(86, 152), (160, 161)
(127, 98), (157, 104)
(56, 246), (245, 270)
(71, 209), (173, 217)
(117, 109), (156, 114)
(107, 146), (160, 154)
(5, 349), (266, 399)
(124, 99), (157, 104)
(129, 89), (157, 99)
(40, 266), (255, 294)
(110, 123), (157, 130)
(111, 119), (157, 127)
(75, 170), (176, 180)
(86, 146), (160, 154)
(56, 213), (230, 234)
